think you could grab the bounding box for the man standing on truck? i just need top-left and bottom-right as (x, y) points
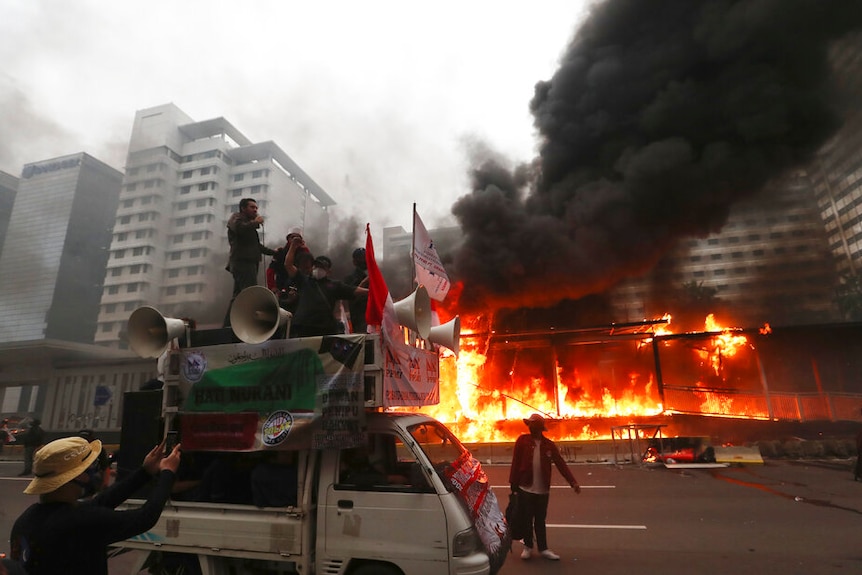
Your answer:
(284, 236), (368, 337)
(223, 197), (277, 327)
(10, 436), (181, 575)
(509, 414), (580, 561)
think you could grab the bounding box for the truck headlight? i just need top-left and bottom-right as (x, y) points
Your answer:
(452, 527), (481, 557)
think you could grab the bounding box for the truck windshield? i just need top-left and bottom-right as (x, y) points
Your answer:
(406, 421), (467, 486)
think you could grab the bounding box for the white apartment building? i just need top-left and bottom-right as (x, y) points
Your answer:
(95, 104), (335, 347)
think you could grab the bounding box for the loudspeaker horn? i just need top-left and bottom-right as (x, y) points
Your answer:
(428, 315), (460, 356)
(230, 286), (293, 344)
(393, 285), (432, 339)
(128, 306), (187, 358)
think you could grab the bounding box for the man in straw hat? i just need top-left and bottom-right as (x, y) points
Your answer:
(9, 435), (180, 575)
(508, 413), (581, 561)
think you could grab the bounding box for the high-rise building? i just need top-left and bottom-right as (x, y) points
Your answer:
(0, 170), (17, 252)
(609, 171), (840, 328)
(0, 153), (122, 344)
(95, 104), (335, 347)
(807, 33), (862, 281)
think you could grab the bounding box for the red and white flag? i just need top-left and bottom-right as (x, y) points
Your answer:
(413, 208), (450, 302)
(365, 224), (439, 407)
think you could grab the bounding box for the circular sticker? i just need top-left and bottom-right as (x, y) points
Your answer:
(262, 410), (294, 446)
(181, 351), (207, 383)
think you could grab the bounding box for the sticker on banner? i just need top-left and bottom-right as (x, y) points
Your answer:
(182, 352), (207, 383)
(262, 410), (294, 446)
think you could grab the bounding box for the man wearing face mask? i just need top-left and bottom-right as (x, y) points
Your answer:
(285, 237), (368, 337)
(10, 436), (180, 575)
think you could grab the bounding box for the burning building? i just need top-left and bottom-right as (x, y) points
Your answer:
(412, 1), (862, 442)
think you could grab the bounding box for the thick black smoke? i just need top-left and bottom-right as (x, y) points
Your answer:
(452, 0), (862, 314)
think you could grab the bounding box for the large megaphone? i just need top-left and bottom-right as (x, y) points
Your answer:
(393, 285), (432, 339)
(230, 286), (292, 344)
(127, 306), (187, 358)
(428, 315), (460, 356)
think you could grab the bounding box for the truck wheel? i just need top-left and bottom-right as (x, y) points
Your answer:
(351, 563), (402, 575)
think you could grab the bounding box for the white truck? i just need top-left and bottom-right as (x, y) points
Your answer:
(114, 298), (509, 575)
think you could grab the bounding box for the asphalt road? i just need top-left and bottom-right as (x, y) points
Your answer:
(1, 458), (860, 574)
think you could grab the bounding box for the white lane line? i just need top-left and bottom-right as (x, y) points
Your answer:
(547, 524), (647, 530)
(492, 485), (615, 489)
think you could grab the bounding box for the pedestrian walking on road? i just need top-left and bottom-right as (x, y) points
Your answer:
(509, 413), (581, 561)
(18, 418), (45, 476)
(854, 408), (862, 482)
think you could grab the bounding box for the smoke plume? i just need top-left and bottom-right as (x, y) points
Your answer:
(452, 0), (862, 314)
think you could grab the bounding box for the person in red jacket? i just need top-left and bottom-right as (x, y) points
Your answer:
(508, 413), (580, 561)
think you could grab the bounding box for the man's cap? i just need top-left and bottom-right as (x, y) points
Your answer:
(523, 413), (547, 430)
(313, 256), (332, 269)
(352, 248), (366, 259)
(24, 436), (102, 495)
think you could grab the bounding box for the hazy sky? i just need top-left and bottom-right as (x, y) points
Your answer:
(0, 0), (587, 233)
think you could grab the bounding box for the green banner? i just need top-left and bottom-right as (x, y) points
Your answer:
(184, 348), (323, 412)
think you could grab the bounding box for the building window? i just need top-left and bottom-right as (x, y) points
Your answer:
(105, 304), (116, 313)
(141, 196), (153, 204)
(182, 170), (193, 179)
(127, 167), (139, 176)
(132, 247), (145, 256)
(189, 248), (202, 258)
(114, 249), (126, 259)
(180, 185), (191, 194)
(127, 284), (139, 293)
(185, 285), (198, 294)
(170, 252), (182, 260)
(124, 302), (137, 311)
(126, 183), (137, 191)
(111, 268), (122, 277)
(200, 166), (212, 175)
(107, 286), (119, 295)
(122, 199), (134, 208)
(251, 185), (261, 194)
(166, 286), (177, 296)
(101, 322), (113, 332)
(116, 232), (128, 241)
(130, 264), (142, 274)
(234, 173), (245, 182)
(168, 269), (180, 278)
(119, 216), (131, 224)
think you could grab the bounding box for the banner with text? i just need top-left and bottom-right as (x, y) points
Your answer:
(177, 335), (366, 450)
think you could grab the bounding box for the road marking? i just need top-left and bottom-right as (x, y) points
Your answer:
(492, 485), (615, 489)
(547, 523), (647, 530)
